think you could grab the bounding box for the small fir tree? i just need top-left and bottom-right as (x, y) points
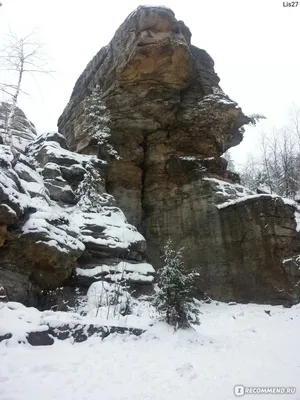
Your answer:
(154, 240), (200, 330)
(74, 162), (113, 212)
(84, 85), (120, 160)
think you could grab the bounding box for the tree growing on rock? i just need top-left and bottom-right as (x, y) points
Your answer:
(74, 162), (114, 213)
(0, 31), (50, 161)
(84, 85), (120, 160)
(154, 240), (200, 330)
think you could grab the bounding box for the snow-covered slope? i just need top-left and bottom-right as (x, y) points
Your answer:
(1, 300), (299, 400)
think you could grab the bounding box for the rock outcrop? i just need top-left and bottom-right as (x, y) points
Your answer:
(58, 6), (248, 228)
(58, 6), (300, 305)
(0, 102), (37, 152)
(0, 103), (154, 305)
(0, 302), (145, 346)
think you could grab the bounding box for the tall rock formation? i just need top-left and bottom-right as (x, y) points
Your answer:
(57, 6), (300, 305)
(58, 6), (247, 226)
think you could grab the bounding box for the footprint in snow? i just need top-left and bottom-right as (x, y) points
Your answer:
(175, 362), (197, 381)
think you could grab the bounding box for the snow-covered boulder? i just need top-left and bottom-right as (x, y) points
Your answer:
(0, 302), (145, 346)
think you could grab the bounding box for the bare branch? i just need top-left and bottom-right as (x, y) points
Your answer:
(0, 84), (29, 97)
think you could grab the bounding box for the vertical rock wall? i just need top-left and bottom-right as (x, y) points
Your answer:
(58, 6), (300, 304)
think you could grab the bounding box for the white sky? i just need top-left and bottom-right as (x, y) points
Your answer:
(1, 0), (300, 167)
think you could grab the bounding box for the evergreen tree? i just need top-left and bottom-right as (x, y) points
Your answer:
(75, 162), (113, 212)
(84, 85), (120, 160)
(154, 240), (200, 330)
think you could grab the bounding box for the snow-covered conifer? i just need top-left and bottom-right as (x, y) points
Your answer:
(154, 240), (200, 330)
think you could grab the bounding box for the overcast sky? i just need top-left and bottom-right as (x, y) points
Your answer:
(1, 0), (300, 166)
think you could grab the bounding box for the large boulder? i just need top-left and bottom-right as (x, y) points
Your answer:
(58, 6), (300, 304)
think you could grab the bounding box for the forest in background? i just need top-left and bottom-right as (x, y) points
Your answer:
(225, 104), (300, 200)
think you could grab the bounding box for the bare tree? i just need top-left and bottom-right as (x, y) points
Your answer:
(240, 154), (263, 191)
(241, 127), (300, 198)
(0, 31), (50, 160)
(238, 105), (300, 199)
(289, 103), (300, 148)
(278, 129), (299, 198)
(260, 131), (274, 193)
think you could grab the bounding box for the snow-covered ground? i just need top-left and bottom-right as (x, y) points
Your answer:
(1, 301), (299, 400)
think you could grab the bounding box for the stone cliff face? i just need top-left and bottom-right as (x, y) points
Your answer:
(58, 6), (248, 227)
(58, 6), (300, 305)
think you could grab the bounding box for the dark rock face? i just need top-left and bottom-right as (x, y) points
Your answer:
(58, 6), (300, 304)
(219, 196), (299, 304)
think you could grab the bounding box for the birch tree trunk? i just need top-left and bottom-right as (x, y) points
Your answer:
(5, 59), (24, 161)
